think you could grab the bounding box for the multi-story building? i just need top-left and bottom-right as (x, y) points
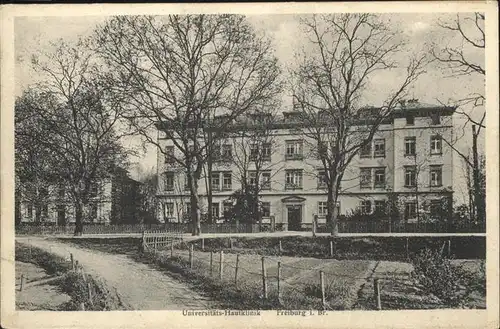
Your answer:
(15, 168), (143, 225)
(156, 99), (455, 229)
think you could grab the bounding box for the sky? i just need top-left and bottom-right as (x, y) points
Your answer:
(14, 13), (485, 204)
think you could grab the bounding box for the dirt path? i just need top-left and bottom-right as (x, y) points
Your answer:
(17, 237), (215, 310)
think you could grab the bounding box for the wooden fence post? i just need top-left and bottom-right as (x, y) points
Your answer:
(277, 261), (282, 302)
(234, 254), (240, 287)
(261, 257), (268, 299)
(447, 239), (451, 257)
(229, 238), (233, 249)
(330, 240), (334, 258)
(80, 302), (85, 311)
(405, 238), (409, 259)
(219, 250), (224, 280)
(374, 278), (381, 310)
(189, 244), (194, 269)
(320, 270), (326, 309)
(87, 282), (92, 302)
(279, 240), (283, 253)
(201, 238), (205, 251)
(20, 274), (24, 291)
(170, 240), (174, 257)
(141, 231), (146, 251)
(154, 235), (157, 254)
(210, 251), (214, 277)
(70, 253), (74, 270)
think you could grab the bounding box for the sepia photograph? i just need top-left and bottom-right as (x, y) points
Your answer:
(1, 2), (499, 329)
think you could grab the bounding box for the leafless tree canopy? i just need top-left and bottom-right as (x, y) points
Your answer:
(291, 14), (427, 235)
(93, 15), (282, 234)
(431, 13), (485, 222)
(15, 40), (128, 234)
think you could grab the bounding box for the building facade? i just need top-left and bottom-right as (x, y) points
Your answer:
(156, 100), (455, 229)
(16, 168), (142, 225)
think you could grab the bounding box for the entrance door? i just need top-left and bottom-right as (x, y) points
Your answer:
(287, 205), (302, 231)
(57, 205), (66, 226)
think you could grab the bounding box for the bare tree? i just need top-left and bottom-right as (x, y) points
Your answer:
(16, 40), (129, 235)
(291, 14), (427, 236)
(230, 111), (284, 226)
(93, 15), (282, 235)
(432, 13), (485, 222)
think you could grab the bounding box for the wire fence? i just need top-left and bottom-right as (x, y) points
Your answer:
(146, 240), (392, 310)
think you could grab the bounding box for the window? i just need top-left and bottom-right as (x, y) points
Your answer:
(405, 137), (416, 156)
(250, 144), (259, 161)
(429, 199), (443, 218)
(27, 204), (33, 219)
(249, 171), (257, 186)
(261, 171), (271, 190)
(285, 140), (303, 160)
(406, 115), (415, 125)
(211, 203), (219, 219)
(164, 172), (175, 191)
(262, 143), (271, 161)
(184, 172), (190, 191)
(261, 202), (271, 217)
(404, 166), (416, 187)
(165, 146), (175, 163)
(318, 201), (340, 216)
(429, 165), (442, 187)
(211, 172), (221, 191)
(222, 172), (232, 190)
(90, 204), (97, 222)
(430, 135), (442, 154)
(222, 144), (232, 160)
(360, 142), (372, 158)
(58, 186), (65, 198)
(404, 202), (417, 220)
(374, 168), (386, 188)
(164, 202), (174, 218)
(318, 201), (328, 216)
(360, 168), (372, 188)
(360, 200), (372, 214)
(374, 200), (387, 214)
(90, 184), (98, 198)
(285, 170), (303, 189)
(374, 139), (386, 157)
(430, 113), (441, 125)
(284, 112), (300, 122)
(317, 141), (327, 159)
(223, 201), (232, 218)
(317, 171), (327, 188)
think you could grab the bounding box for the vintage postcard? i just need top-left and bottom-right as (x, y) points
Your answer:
(1, 2), (499, 329)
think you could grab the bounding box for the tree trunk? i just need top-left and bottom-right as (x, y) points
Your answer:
(15, 189), (22, 226)
(188, 172), (202, 236)
(472, 125), (485, 222)
(74, 200), (84, 236)
(327, 184), (339, 236)
(255, 183), (262, 228)
(206, 160), (213, 224)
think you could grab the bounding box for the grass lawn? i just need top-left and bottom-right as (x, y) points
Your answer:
(53, 235), (486, 310)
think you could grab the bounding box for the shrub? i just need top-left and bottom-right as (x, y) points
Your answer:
(410, 248), (468, 305)
(15, 242), (71, 275)
(59, 272), (126, 310)
(303, 278), (352, 310)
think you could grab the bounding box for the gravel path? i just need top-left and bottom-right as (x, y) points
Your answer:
(17, 237), (215, 310)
